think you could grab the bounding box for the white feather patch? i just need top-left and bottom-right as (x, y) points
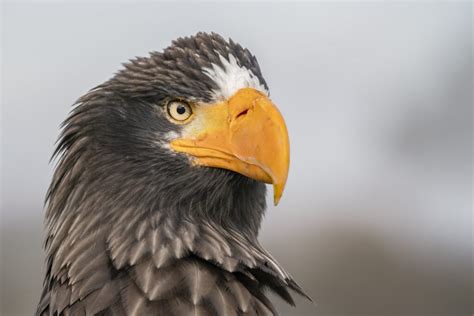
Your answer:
(202, 54), (268, 101)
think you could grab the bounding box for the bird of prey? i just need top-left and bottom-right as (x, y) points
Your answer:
(37, 32), (310, 316)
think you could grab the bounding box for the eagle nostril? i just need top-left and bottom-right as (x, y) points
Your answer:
(236, 109), (249, 120)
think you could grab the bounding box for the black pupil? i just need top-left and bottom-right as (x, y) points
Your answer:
(176, 104), (186, 115)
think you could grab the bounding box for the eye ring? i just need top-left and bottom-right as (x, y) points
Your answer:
(166, 100), (193, 123)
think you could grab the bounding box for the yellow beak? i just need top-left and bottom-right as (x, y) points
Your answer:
(170, 88), (290, 205)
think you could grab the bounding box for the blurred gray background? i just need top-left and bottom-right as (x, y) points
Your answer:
(1, 1), (472, 315)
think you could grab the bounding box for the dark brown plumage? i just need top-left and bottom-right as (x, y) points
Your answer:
(37, 32), (309, 316)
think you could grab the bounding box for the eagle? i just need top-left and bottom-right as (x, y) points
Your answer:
(37, 32), (310, 316)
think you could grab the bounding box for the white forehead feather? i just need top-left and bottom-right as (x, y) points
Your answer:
(202, 54), (268, 101)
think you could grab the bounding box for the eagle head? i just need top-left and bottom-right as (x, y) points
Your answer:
(39, 32), (308, 316)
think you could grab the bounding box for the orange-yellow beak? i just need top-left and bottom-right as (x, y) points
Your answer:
(170, 88), (290, 205)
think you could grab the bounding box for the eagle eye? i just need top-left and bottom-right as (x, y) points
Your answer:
(166, 100), (193, 122)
